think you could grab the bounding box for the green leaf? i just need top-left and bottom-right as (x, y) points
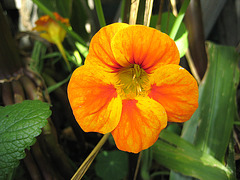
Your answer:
(47, 74), (71, 94)
(95, 150), (129, 180)
(31, 41), (48, 73)
(0, 100), (51, 179)
(166, 123), (182, 135)
(94, 0), (106, 28)
(150, 13), (188, 58)
(194, 42), (240, 162)
(175, 31), (188, 58)
(168, 0), (190, 41)
(169, 109), (200, 180)
(152, 130), (233, 180)
(227, 135), (236, 177)
(169, 42), (239, 180)
(181, 108), (200, 144)
(41, 52), (62, 60)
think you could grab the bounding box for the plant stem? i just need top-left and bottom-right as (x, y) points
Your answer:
(32, 0), (87, 47)
(71, 133), (111, 180)
(94, 0), (106, 27)
(133, 151), (143, 180)
(121, 0), (126, 22)
(55, 41), (71, 71)
(169, 0), (190, 40)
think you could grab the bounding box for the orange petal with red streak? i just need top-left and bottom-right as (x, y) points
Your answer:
(111, 97), (167, 153)
(111, 25), (180, 73)
(149, 64), (198, 122)
(85, 23), (129, 72)
(67, 65), (122, 134)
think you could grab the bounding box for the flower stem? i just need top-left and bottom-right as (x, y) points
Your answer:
(32, 0), (87, 47)
(55, 41), (71, 71)
(94, 0), (106, 27)
(169, 0), (190, 40)
(133, 151), (143, 180)
(71, 133), (111, 180)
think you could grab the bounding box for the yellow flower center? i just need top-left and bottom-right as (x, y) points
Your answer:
(116, 64), (150, 99)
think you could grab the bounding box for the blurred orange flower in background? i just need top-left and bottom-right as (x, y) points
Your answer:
(68, 23), (199, 153)
(33, 12), (70, 70)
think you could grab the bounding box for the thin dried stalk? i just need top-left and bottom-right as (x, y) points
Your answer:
(71, 133), (111, 180)
(129, 0), (140, 24)
(133, 151), (143, 180)
(11, 80), (25, 103)
(144, 0), (154, 26)
(170, 0), (178, 16)
(20, 75), (40, 100)
(185, 49), (201, 84)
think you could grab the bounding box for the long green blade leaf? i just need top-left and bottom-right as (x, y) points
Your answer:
(152, 130), (233, 180)
(170, 42), (239, 180)
(194, 42), (240, 161)
(94, 0), (106, 27)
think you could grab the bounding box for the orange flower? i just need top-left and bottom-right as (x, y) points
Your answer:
(68, 23), (198, 153)
(33, 12), (70, 70)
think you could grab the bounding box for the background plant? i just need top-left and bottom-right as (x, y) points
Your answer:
(0, 0), (239, 179)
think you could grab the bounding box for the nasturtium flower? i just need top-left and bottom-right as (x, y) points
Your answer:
(33, 12), (70, 70)
(68, 23), (198, 153)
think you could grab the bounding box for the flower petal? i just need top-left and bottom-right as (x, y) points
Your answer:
(111, 97), (167, 153)
(39, 33), (53, 43)
(148, 64), (198, 122)
(85, 23), (129, 72)
(111, 25), (180, 73)
(48, 22), (66, 43)
(34, 12), (69, 27)
(67, 66), (122, 134)
(33, 25), (48, 32)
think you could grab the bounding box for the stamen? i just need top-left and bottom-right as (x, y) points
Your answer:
(115, 64), (150, 99)
(134, 64), (141, 78)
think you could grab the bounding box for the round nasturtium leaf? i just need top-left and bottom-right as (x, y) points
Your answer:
(95, 150), (129, 180)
